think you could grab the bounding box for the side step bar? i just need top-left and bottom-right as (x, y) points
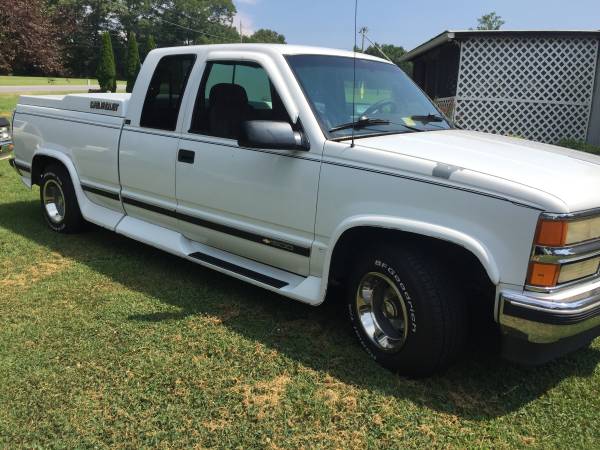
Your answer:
(189, 252), (289, 289)
(114, 215), (323, 305)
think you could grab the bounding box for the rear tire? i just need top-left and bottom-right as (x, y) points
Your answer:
(39, 164), (85, 233)
(346, 241), (467, 377)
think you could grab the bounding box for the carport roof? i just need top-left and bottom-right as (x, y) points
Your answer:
(401, 30), (600, 62)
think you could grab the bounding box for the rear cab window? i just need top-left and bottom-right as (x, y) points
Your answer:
(140, 54), (196, 131)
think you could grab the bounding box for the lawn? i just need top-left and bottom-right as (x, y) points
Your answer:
(0, 92), (81, 119)
(1, 146), (600, 448)
(0, 75), (126, 86)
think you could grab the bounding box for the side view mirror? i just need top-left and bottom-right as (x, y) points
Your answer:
(239, 120), (309, 151)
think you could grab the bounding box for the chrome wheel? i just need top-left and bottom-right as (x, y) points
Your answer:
(43, 179), (66, 224)
(355, 272), (409, 352)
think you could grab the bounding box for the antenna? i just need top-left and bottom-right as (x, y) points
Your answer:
(351, 0), (358, 148)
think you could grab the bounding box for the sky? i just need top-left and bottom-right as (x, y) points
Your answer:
(233, 0), (600, 52)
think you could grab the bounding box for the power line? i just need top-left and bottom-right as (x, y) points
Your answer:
(155, 16), (238, 43)
(361, 32), (393, 63)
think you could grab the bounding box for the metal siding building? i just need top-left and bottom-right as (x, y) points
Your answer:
(402, 30), (600, 146)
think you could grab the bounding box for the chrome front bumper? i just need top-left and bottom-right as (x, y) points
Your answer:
(500, 277), (600, 343)
(499, 278), (600, 363)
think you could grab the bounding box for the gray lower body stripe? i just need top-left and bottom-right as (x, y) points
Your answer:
(120, 195), (311, 257)
(81, 184), (120, 201)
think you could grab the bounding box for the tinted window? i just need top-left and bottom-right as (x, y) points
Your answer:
(190, 61), (289, 139)
(140, 54), (196, 131)
(286, 55), (450, 139)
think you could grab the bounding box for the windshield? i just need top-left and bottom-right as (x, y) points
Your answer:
(286, 55), (451, 139)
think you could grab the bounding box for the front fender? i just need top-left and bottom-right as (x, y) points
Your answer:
(318, 214), (501, 303)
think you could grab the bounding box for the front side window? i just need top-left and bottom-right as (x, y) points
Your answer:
(286, 55), (451, 140)
(140, 54), (196, 131)
(190, 61), (289, 140)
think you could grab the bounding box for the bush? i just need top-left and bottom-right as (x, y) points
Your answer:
(125, 32), (141, 93)
(557, 138), (600, 155)
(144, 35), (156, 61)
(96, 32), (116, 92)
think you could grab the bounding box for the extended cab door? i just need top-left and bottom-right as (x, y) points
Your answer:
(118, 53), (196, 230)
(175, 58), (322, 276)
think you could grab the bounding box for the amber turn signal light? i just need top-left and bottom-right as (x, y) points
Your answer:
(535, 220), (568, 247)
(528, 262), (560, 287)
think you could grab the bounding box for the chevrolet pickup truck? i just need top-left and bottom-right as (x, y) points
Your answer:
(9, 44), (600, 376)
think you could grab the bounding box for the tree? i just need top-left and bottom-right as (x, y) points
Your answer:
(0, 0), (64, 74)
(246, 29), (286, 44)
(144, 34), (157, 60)
(97, 32), (117, 92)
(126, 32), (141, 93)
(150, 0), (238, 47)
(476, 12), (505, 30)
(364, 43), (412, 75)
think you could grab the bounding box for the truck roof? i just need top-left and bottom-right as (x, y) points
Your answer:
(147, 43), (391, 64)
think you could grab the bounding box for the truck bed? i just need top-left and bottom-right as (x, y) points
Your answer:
(17, 93), (131, 118)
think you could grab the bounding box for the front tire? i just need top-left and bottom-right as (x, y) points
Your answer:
(39, 164), (85, 233)
(346, 242), (467, 377)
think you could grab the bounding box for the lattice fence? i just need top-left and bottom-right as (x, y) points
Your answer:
(453, 36), (599, 143)
(435, 96), (456, 120)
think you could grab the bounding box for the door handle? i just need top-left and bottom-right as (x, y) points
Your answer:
(178, 149), (195, 164)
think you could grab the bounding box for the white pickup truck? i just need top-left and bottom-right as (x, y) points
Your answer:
(9, 44), (600, 376)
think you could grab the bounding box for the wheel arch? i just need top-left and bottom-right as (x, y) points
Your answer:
(31, 149), (127, 232)
(321, 215), (500, 302)
(31, 150), (80, 187)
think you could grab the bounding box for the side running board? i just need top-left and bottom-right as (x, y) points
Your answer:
(115, 215), (323, 305)
(189, 252), (289, 289)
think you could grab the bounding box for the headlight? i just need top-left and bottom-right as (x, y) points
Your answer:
(0, 126), (9, 141)
(528, 214), (600, 289)
(558, 257), (600, 284)
(536, 216), (600, 247)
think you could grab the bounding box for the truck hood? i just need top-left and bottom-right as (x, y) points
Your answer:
(357, 130), (600, 213)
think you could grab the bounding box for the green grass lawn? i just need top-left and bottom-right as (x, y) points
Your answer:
(1, 153), (600, 448)
(0, 94), (18, 118)
(0, 75), (125, 86)
(0, 92), (97, 119)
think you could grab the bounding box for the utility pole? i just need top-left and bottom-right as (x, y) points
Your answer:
(359, 27), (368, 51)
(240, 21), (243, 43)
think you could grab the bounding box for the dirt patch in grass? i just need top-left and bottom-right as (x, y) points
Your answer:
(1, 251), (71, 288)
(317, 374), (359, 414)
(235, 374), (291, 420)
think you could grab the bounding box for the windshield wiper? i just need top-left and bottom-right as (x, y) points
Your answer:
(410, 114), (445, 123)
(329, 116), (390, 133)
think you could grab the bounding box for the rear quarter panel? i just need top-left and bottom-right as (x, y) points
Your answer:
(13, 104), (123, 211)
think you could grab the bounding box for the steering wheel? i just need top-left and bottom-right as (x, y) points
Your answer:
(362, 99), (397, 117)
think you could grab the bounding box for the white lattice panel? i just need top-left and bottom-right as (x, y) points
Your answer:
(435, 96), (456, 119)
(454, 36), (599, 143)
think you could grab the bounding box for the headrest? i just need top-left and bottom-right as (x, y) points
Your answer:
(209, 83), (248, 108)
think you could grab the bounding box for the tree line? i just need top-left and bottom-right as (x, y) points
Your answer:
(0, 0), (286, 80)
